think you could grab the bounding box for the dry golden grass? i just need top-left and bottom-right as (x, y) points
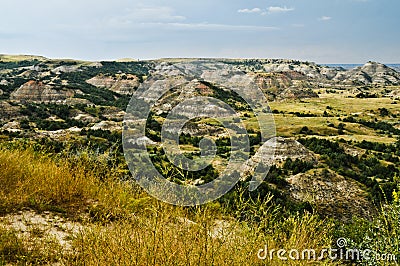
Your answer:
(0, 147), (337, 265)
(66, 210), (335, 266)
(0, 147), (146, 220)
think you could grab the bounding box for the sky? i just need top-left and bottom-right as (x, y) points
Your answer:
(0, 0), (399, 63)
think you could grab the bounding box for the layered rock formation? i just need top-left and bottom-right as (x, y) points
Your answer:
(242, 137), (318, 180)
(86, 74), (140, 95)
(51, 65), (80, 74)
(255, 72), (318, 100)
(337, 62), (400, 85)
(10, 80), (74, 103)
(230, 59), (400, 86)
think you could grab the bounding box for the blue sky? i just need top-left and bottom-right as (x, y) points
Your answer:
(0, 0), (399, 63)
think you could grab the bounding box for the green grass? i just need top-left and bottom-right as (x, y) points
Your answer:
(266, 92), (399, 143)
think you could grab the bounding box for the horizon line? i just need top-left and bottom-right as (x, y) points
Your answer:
(1, 53), (400, 66)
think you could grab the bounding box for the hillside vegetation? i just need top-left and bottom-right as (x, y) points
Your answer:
(0, 145), (399, 265)
(0, 145), (337, 265)
(0, 56), (400, 264)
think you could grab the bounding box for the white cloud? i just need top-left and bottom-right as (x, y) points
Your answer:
(267, 6), (294, 13)
(319, 16), (332, 21)
(238, 6), (294, 15)
(142, 22), (279, 31)
(238, 8), (262, 14)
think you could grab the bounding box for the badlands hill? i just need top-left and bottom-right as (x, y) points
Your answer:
(1, 55), (399, 106)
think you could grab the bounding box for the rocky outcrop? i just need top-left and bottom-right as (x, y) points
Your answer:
(287, 169), (374, 221)
(224, 59), (400, 86)
(320, 66), (345, 80)
(91, 121), (122, 131)
(10, 80), (74, 103)
(1, 121), (21, 132)
(51, 65), (80, 74)
(262, 61), (326, 79)
(255, 72), (317, 100)
(268, 137), (317, 163)
(88, 62), (103, 68)
(221, 59), (329, 80)
(86, 74), (140, 95)
(101, 107), (126, 122)
(247, 137), (317, 168)
(0, 79), (10, 86)
(256, 73), (292, 94)
(242, 137), (318, 180)
(151, 65), (318, 103)
(73, 113), (98, 123)
(334, 62), (400, 85)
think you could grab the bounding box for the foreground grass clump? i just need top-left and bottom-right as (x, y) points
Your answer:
(67, 208), (334, 266)
(0, 146), (145, 220)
